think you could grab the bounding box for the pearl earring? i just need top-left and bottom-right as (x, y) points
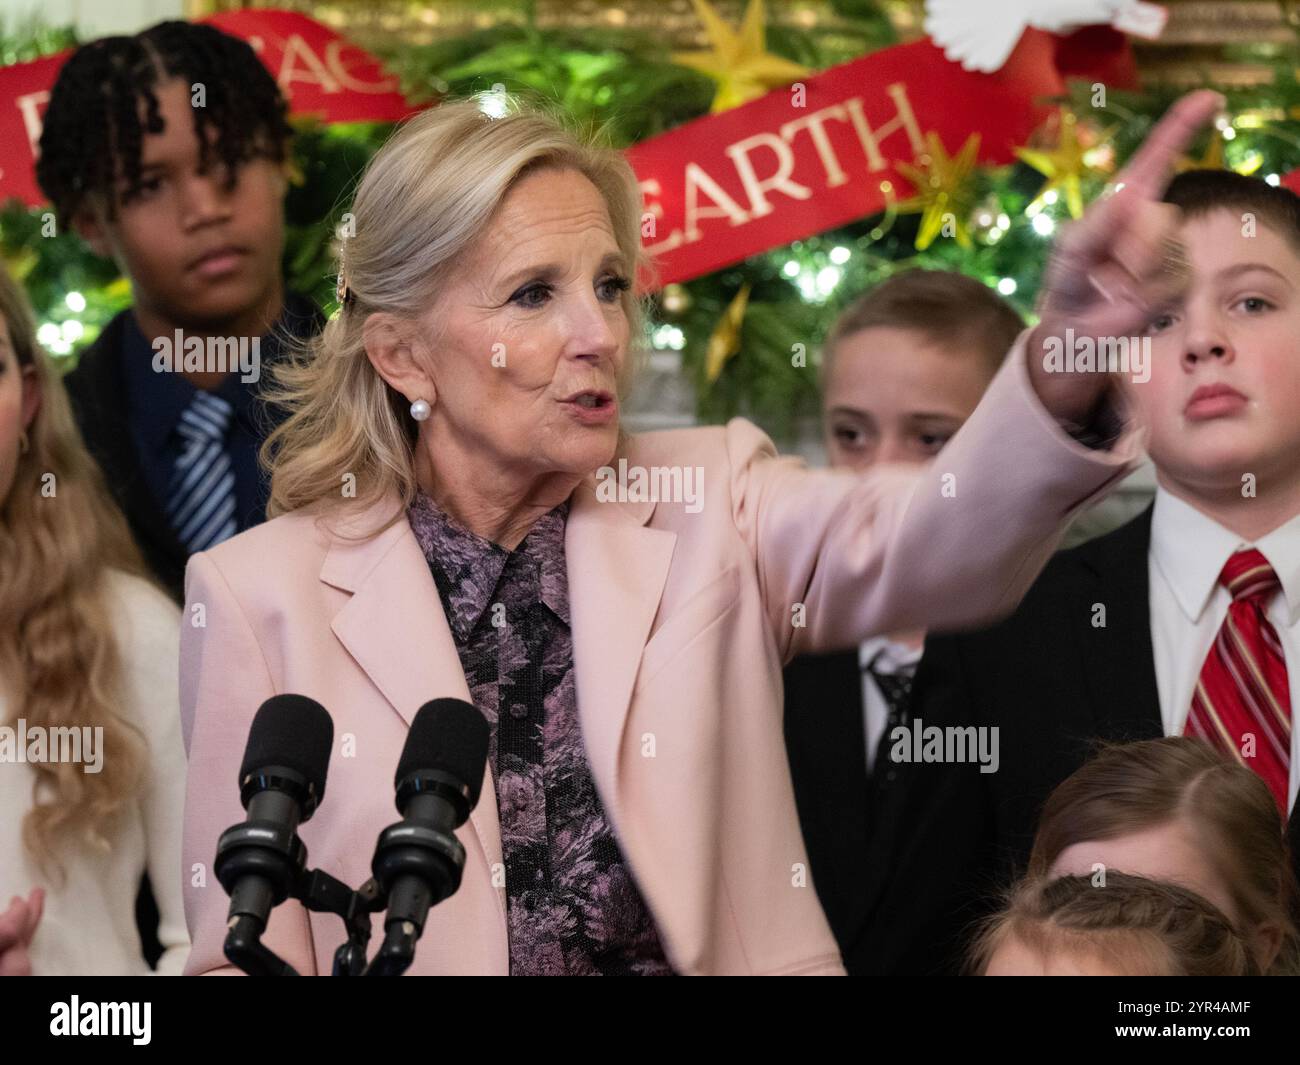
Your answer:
(410, 398), (431, 422)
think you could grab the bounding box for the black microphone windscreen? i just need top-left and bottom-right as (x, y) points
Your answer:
(239, 694), (334, 799)
(397, 698), (490, 805)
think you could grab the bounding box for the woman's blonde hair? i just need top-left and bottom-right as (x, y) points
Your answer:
(1026, 736), (1300, 975)
(968, 872), (1260, 976)
(262, 97), (649, 533)
(0, 266), (153, 878)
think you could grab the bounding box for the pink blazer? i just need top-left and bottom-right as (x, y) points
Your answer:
(179, 341), (1140, 975)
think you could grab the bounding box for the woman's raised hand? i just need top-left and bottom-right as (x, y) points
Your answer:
(1026, 90), (1225, 426)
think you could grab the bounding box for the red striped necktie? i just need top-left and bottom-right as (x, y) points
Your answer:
(1185, 549), (1292, 813)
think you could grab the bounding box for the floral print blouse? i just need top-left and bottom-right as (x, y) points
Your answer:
(407, 489), (673, 975)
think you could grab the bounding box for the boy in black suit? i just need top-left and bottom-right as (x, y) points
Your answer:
(782, 269), (1023, 974)
(37, 21), (322, 603)
(892, 170), (1300, 973)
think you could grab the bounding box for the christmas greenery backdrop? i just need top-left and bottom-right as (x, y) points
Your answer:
(3, 4), (1299, 439)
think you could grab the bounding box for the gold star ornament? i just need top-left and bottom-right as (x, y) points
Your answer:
(673, 0), (812, 114)
(895, 132), (981, 250)
(1016, 110), (1114, 220)
(1175, 125), (1263, 176)
(704, 282), (752, 384)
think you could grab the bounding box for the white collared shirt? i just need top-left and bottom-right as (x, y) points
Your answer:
(858, 635), (924, 773)
(1148, 489), (1300, 813)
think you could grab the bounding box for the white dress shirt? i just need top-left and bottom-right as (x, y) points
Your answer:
(0, 569), (190, 974)
(1148, 489), (1300, 813)
(857, 635), (924, 773)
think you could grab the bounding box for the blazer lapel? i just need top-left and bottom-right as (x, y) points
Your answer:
(315, 477), (677, 901)
(65, 313), (189, 596)
(319, 494), (504, 885)
(564, 474), (676, 807)
(1078, 506), (1164, 742)
(783, 652), (874, 942)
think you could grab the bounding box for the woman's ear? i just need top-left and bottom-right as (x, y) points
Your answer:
(362, 313), (436, 408)
(21, 365), (42, 434)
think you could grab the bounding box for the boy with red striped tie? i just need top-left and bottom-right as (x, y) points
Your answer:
(877, 168), (1300, 973)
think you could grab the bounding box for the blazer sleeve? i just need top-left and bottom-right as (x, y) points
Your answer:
(179, 551), (318, 976)
(726, 331), (1142, 661)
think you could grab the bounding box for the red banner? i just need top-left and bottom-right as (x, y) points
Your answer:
(0, 53), (62, 206)
(1, 13), (1132, 287)
(201, 11), (417, 125)
(629, 39), (1054, 288)
(0, 10), (416, 207)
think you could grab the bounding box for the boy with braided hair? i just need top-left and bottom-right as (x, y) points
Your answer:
(39, 20), (321, 603)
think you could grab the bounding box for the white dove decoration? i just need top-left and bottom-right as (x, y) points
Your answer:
(924, 0), (1168, 74)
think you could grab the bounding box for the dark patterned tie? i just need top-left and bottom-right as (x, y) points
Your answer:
(866, 655), (915, 780)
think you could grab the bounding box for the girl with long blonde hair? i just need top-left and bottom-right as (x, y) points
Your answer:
(0, 266), (189, 974)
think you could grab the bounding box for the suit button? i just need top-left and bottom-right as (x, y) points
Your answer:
(509, 702), (529, 719)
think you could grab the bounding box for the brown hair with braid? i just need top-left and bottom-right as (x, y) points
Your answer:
(969, 872), (1260, 976)
(0, 265), (157, 878)
(1027, 737), (1300, 975)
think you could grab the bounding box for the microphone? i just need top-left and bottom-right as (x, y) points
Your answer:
(368, 698), (489, 975)
(215, 694), (333, 974)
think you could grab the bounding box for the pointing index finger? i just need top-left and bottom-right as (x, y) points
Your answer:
(1116, 90), (1225, 201)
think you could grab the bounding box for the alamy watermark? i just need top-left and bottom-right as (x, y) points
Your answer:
(50, 997), (150, 1044)
(887, 718), (999, 774)
(152, 329), (261, 383)
(1041, 328), (1150, 384)
(595, 460), (705, 514)
(0, 718), (103, 774)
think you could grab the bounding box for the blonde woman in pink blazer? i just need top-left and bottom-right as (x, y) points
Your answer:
(179, 92), (1221, 975)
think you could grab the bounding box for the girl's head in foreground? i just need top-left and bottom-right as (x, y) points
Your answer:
(1026, 737), (1299, 973)
(973, 872), (1259, 976)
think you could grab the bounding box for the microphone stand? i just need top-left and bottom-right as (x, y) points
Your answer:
(361, 790), (469, 977)
(220, 855), (388, 976)
(294, 869), (387, 976)
(224, 915), (301, 976)
(364, 919), (419, 977)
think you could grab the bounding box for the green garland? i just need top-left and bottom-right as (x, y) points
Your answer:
(2, 12), (1298, 441)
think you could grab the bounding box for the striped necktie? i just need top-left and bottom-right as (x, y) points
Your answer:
(1184, 549), (1292, 813)
(166, 390), (239, 553)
